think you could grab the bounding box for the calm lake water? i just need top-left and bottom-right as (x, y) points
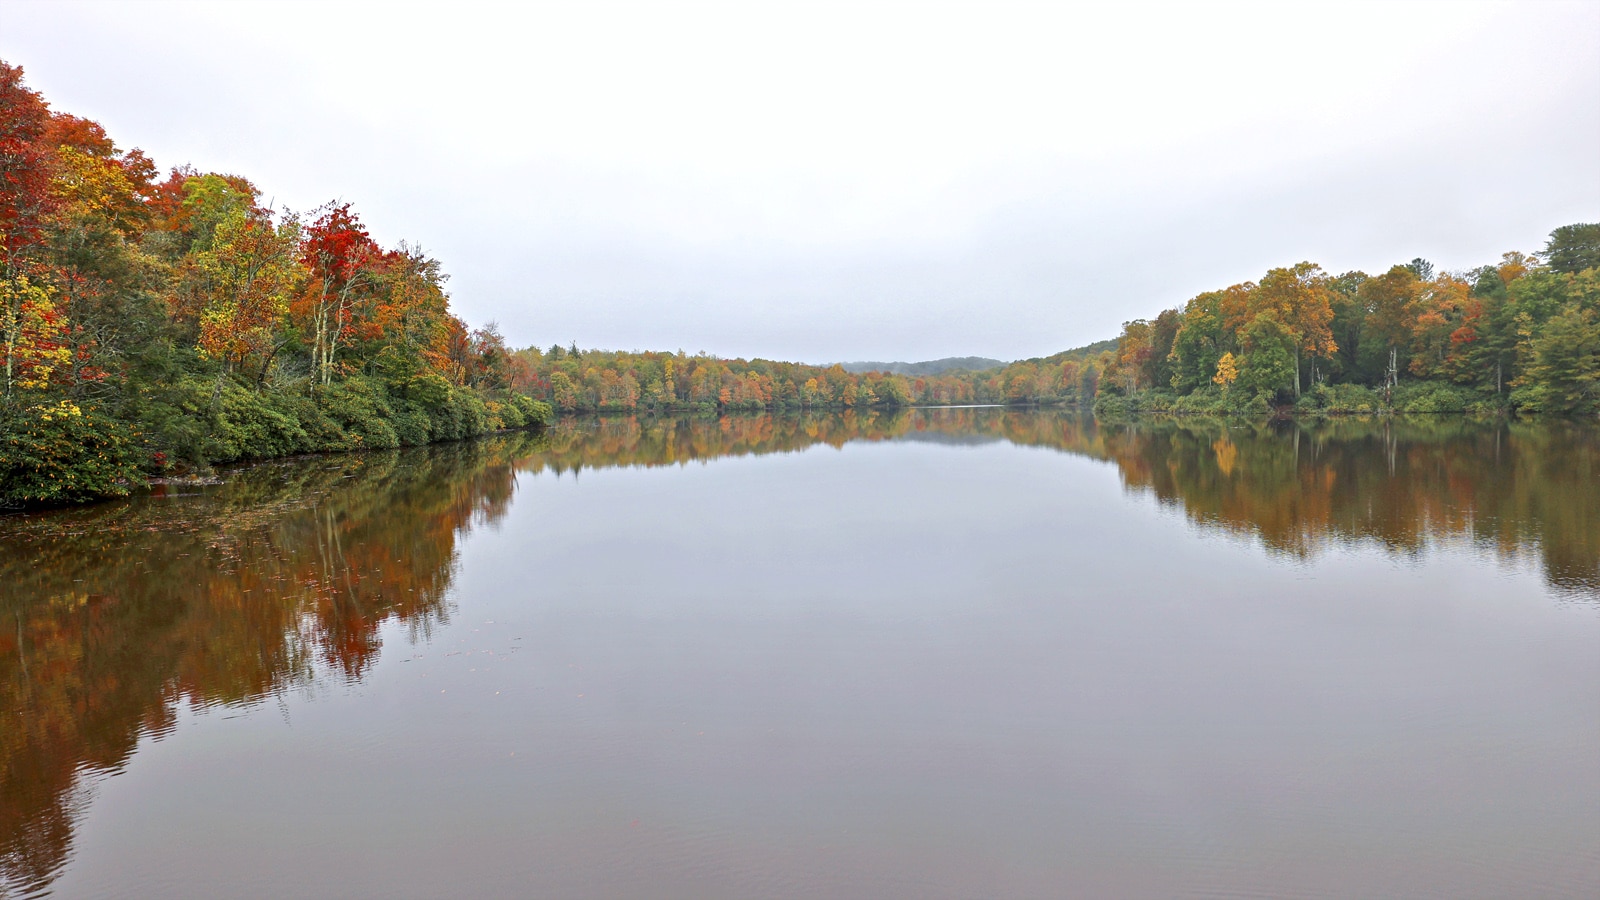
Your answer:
(2, 409), (1597, 898)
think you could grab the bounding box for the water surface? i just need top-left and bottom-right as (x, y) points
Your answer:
(3, 410), (1597, 898)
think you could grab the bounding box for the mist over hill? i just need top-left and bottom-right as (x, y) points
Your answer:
(839, 357), (1007, 376)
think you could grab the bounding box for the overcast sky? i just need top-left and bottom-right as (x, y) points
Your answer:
(5, 1), (1598, 363)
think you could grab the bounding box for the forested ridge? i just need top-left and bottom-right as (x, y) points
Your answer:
(0, 61), (551, 507)
(840, 356), (1006, 376)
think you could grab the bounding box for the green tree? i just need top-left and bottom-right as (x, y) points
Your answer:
(1236, 313), (1297, 401)
(1169, 291), (1228, 393)
(1543, 223), (1600, 275)
(1516, 303), (1600, 415)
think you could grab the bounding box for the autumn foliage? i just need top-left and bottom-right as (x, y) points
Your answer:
(0, 61), (549, 506)
(512, 222), (1597, 420)
(1, 55), (1594, 508)
(1082, 234), (1600, 417)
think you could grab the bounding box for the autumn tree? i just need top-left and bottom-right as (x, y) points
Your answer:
(1253, 262), (1337, 396)
(0, 62), (55, 271)
(298, 203), (380, 387)
(1358, 265), (1419, 392)
(41, 114), (163, 396)
(1169, 291), (1228, 393)
(1112, 319), (1153, 394)
(169, 206), (303, 388)
(1, 272), (67, 400)
(0, 62), (65, 402)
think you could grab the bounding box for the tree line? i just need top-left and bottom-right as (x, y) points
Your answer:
(509, 223), (1597, 420)
(504, 341), (1124, 413)
(0, 61), (550, 506)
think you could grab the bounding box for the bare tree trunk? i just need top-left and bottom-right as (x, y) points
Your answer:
(209, 365), (228, 409)
(256, 339), (288, 388)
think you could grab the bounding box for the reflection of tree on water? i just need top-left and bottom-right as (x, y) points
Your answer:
(0, 435), (538, 897)
(520, 408), (917, 476)
(1082, 417), (1598, 597)
(525, 409), (1596, 597)
(3, 412), (1593, 895)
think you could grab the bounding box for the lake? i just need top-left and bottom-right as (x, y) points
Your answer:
(2, 409), (1596, 898)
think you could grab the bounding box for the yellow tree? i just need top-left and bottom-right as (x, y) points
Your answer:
(1253, 262), (1337, 396)
(1, 272), (69, 400)
(43, 120), (164, 392)
(1358, 265), (1420, 390)
(1212, 351), (1239, 390)
(172, 207), (303, 389)
(1112, 319), (1153, 394)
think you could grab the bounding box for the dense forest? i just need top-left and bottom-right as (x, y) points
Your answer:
(0, 61), (550, 506)
(505, 341), (1112, 413)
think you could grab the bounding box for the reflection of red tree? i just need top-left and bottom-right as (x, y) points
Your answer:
(0, 437), (530, 896)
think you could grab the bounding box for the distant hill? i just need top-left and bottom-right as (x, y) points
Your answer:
(1012, 338), (1118, 367)
(839, 356), (1007, 376)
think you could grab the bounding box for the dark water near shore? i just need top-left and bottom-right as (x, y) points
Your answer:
(2, 409), (1597, 898)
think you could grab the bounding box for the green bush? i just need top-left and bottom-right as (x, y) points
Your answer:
(133, 380), (215, 471)
(453, 390), (489, 438)
(522, 397), (553, 426)
(1092, 394), (1131, 417)
(1391, 382), (1477, 414)
(319, 377), (399, 450)
(1464, 397), (1509, 417)
(389, 403), (433, 446)
(4, 366), (555, 505)
(493, 399), (524, 429)
(1, 401), (146, 506)
(209, 380), (312, 462)
(1130, 390), (1179, 413)
(1170, 387), (1238, 416)
(425, 390), (466, 441)
(1301, 383), (1382, 415)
